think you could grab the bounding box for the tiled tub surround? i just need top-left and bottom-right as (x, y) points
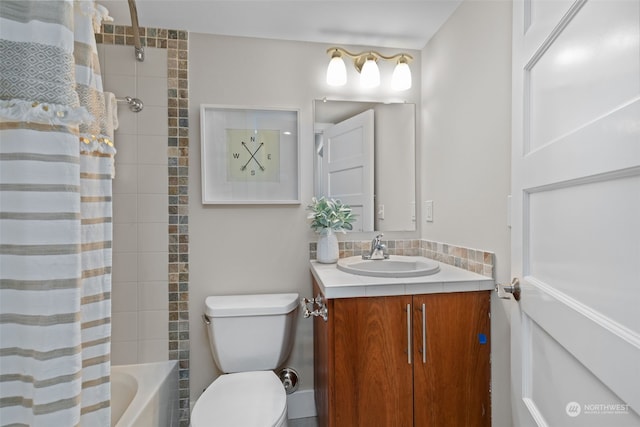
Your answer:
(97, 25), (191, 426)
(310, 239), (495, 279)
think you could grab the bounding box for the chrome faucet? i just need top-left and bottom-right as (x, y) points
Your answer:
(363, 233), (389, 260)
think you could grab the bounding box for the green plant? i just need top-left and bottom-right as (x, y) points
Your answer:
(307, 197), (356, 233)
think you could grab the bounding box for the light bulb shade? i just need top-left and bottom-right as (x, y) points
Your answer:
(392, 61), (412, 91)
(326, 56), (347, 86)
(360, 58), (380, 88)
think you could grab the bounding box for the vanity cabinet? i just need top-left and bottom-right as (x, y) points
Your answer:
(313, 278), (491, 427)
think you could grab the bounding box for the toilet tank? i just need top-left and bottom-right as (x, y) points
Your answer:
(204, 293), (299, 373)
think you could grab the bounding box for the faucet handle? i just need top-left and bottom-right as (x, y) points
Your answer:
(379, 243), (389, 259)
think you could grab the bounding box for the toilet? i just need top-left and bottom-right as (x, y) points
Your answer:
(190, 293), (299, 427)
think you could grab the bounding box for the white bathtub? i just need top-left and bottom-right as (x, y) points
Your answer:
(111, 361), (179, 427)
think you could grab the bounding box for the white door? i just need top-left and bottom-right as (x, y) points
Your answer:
(322, 109), (374, 232)
(510, 0), (640, 426)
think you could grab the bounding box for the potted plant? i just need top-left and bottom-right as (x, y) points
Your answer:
(307, 196), (356, 263)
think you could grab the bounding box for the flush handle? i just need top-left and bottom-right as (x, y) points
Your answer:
(202, 313), (211, 325)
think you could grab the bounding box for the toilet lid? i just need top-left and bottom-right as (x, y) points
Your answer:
(191, 371), (287, 427)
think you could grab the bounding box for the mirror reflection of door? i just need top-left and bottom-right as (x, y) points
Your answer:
(318, 110), (374, 232)
(314, 100), (417, 232)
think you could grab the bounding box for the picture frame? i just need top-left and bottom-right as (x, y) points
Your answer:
(200, 105), (300, 204)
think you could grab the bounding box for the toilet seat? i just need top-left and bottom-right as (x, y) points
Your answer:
(191, 370), (287, 427)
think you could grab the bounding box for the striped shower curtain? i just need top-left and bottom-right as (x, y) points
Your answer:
(0, 1), (116, 425)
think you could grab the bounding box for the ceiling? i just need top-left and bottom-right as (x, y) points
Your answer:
(100, 0), (463, 50)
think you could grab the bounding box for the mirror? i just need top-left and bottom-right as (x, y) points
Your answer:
(313, 100), (416, 232)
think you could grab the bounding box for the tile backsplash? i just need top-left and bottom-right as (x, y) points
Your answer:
(310, 238), (495, 279)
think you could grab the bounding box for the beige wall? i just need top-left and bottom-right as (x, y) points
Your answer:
(188, 34), (421, 401)
(421, 1), (513, 425)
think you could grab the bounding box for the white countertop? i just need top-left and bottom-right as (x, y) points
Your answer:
(310, 257), (495, 299)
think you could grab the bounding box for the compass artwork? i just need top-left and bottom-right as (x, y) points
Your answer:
(226, 129), (280, 182)
(200, 105), (299, 204)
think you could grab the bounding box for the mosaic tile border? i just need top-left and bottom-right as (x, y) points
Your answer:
(310, 238), (495, 279)
(97, 25), (191, 427)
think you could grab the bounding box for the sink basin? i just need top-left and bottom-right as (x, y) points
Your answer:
(337, 255), (440, 278)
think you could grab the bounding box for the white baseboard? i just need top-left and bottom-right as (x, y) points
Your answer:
(287, 388), (316, 419)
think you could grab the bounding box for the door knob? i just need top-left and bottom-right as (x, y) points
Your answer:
(495, 278), (520, 301)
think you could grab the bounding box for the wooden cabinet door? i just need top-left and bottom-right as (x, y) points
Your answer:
(412, 291), (491, 427)
(333, 295), (414, 427)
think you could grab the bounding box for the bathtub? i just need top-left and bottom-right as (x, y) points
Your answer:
(111, 361), (179, 427)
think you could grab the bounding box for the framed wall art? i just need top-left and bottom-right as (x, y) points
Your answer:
(200, 105), (300, 204)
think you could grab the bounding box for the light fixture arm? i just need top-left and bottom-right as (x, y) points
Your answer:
(326, 47), (413, 72)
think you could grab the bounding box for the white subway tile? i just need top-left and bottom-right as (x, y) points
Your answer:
(113, 133), (138, 164)
(138, 310), (169, 341)
(112, 163), (138, 194)
(112, 251), (138, 282)
(114, 108), (138, 135)
(138, 339), (169, 363)
(137, 106), (168, 136)
(138, 164), (168, 194)
(112, 311), (138, 341)
(112, 194), (138, 223)
(138, 222), (168, 252)
(138, 135), (168, 165)
(112, 281), (139, 313)
(111, 340), (138, 365)
(138, 194), (168, 222)
(103, 45), (137, 76)
(113, 222), (138, 253)
(138, 281), (168, 311)
(137, 76), (168, 107)
(138, 252), (168, 282)
(102, 74), (135, 98)
(136, 47), (168, 78)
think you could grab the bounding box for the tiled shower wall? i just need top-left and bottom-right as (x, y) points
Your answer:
(102, 43), (169, 363)
(97, 26), (191, 426)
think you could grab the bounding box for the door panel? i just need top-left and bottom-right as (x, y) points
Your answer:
(322, 109), (374, 232)
(526, 317), (639, 426)
(511, 0), (640, 425)
(528, 175), (640, 330)
(527, 0), (639, 151)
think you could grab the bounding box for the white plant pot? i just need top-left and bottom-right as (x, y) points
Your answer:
(316, 229), (339, 264)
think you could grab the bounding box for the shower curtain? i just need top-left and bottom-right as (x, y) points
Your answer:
(0, 1), (116, 425)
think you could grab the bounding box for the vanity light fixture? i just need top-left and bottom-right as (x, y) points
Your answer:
(325, 47), (413, 90)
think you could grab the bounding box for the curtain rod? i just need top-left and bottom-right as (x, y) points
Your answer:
(127, 0), (144, 61)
